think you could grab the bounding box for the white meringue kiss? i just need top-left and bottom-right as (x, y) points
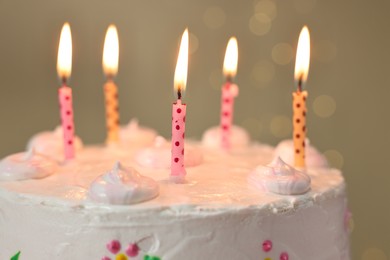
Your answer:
(0, 149), (58, 181)
(89, 162), (159, 205)
(249, 157), (311, 195)
(119, 119), (158, 146)
(135, 136), (203, 169)
(27, 126), (83, 161)
(201, 125), (250, 148)
(274, 139), (328, 168)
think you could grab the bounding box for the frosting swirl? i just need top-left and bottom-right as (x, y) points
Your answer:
(274, 139), (328, 168)
(0, 148), (58, 181)
(135, 136), (203, 168)
(120, 119), (157, 146)
(27, 126), (83, 161)
(89, 162), (159, 205)
(201, 125), (250, 148)
(249, 157), (311, 195)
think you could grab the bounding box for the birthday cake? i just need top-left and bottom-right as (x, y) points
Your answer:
(0, 123), (350, 260)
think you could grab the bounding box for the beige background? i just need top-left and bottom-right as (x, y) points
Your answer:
(0, 0), (389, 258)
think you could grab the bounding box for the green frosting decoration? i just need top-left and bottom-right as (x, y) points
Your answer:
(10, 251), (21, 260)
(144, 255), (161, 260)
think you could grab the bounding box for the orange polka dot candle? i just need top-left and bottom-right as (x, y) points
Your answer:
(171, 29), (189, 183)
(220, 37), (239, 149)
(57, 23), (75, 161)
(293, 26), (310, 168)
(102, 25), (120, 144)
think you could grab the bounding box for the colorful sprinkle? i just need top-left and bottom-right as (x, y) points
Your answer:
(102, 257), (111, 260)
(262, 240), (272, 252)
(115, 253), (128, 260)
(125, 243), (139, 257)
(107, 240), (121, 254)
(280, 252), (289, 260)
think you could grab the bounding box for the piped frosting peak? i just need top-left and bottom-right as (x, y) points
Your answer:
(0, 148), (58, 181)
(201, 125), (250, 149)
(119, 119), (157, 146)
(89, 161), (159, 205)
(249, 157), (311, 195)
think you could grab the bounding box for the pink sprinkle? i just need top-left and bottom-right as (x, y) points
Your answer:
(262, 240), (272, 252)
(102, 257), (111, 260)
(106, 240), (121, 254)
(126, 243), (139, 257)
(280, 252), (289, 260)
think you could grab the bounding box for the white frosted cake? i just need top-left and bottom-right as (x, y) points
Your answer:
(0, 124), (351, 260)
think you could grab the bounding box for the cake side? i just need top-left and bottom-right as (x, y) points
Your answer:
(0, 143), (350, 259)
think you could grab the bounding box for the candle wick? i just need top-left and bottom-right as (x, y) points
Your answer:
(61, 76), (67, 86)
(177, 88), (182, 100)
(298, 75), (303, 92)
(226, 75), (233, 83)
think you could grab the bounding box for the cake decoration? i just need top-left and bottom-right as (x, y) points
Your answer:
(260, 239), (290, 260)
(201, 125), (250, 149)
(0, 148), (58, 181)
(274, 139), (328, 168)
(262, 240), (273, 252)
(27, 126), (83, 161)
(102, 236), (160, 260)
(10, 251), (20, 260)
(135, 136), (203, 169)
(170, 28), (189, 183)
(103, 25), (121, 144)
(89, 161), (159, 204)
(220, 37), (239, 150)
(249, 157), (311, 195)
(120, 119), (157, 146)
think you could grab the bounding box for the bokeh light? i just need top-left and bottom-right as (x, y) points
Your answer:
(254, 0), (277, 21)
(189, 33), (199, 55)
(324, 149), (344, 169)
(313, 95), (337, 118)
(251, 60), (275, 86)
(203, 6), (226, 29)
(362, 248), (388, 260)
(270, 115), (291, 138)
(249, 13), (272, 36)
(272, 43), (294, 65)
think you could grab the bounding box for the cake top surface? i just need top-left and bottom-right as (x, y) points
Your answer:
(0, 140), (345, 215)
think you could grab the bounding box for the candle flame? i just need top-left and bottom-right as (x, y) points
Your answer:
(103, 25), (119, 78)
(57, 23), (72, 82)
(294, 26), (310, 90)
(174, 28), (189, 99)
(223, 37), (238, 80)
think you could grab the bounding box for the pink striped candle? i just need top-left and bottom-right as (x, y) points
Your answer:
(170, 28), (189, 182)
(220, 37), (239, 149)
(57, 23), (75, 160)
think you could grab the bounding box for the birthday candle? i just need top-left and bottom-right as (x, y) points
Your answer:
(170, 29), (189, 182)
(293, 26), (310, 168)
(57, 22), (75, 160)
(102, 25), (120, 143)
(220, 37), (239, 149)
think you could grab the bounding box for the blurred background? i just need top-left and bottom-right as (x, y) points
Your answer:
(0, 0), (389, 258)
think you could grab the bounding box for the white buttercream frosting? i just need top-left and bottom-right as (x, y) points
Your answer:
(135, 136), (203, 168)
(119, 119), (157, 146)
(88, 161), (159, 205)
(0, 148), (58, 181)
(274, 139), (328, 168)
(27, 126), (83, 161)
(201, 125), (250, 148)
(249, 157), (311, 195)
